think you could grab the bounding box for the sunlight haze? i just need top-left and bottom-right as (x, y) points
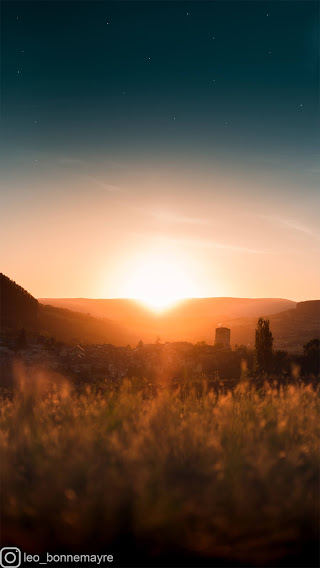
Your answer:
(1, 165), (319, 301)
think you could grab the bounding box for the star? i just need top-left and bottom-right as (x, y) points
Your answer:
(186, 12), (189, 16)
(300, 104), (303, 107)
(34, 120), (37, 124)
(212, 36), (215, 40)
(17, 70), (21, 74)
(173, 117), (176, 121)
(106, 22), (109, 25)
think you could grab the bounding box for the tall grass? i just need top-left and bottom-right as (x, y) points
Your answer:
(1, 365), (319, 567)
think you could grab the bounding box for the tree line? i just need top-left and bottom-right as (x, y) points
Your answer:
(254, 317), (319, 377)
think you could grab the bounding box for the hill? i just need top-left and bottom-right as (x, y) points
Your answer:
(0, 273), (38, 328)
(215, 300), (320, 351)
(0, 274), (133, 345)
(3, 273), (317, 350)
(37, 304), (135, 345)
(38, 296), (300, 346)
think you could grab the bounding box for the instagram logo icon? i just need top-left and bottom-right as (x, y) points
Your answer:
(0, 548), (21, 568)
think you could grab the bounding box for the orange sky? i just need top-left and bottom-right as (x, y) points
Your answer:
(1, 162), (319, 303)
(2, 1), (319, 307)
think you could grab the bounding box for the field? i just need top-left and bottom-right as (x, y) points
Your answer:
(1, 366), (319, 567)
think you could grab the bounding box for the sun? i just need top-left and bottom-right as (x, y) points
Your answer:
(121, 252), (198, 311)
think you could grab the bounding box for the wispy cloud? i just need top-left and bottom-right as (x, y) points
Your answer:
(261, 215), (318, 238)
(57, 157), (123, 192)
(145, 209), (210, 226)
(145, 235), (272, 255)
(85, 176), (121, 192)
(172, 237), (268, 254)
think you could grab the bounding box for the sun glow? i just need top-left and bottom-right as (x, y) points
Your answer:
(121, 252), (198, 311)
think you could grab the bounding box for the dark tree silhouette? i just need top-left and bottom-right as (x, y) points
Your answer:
(255, 317), (273, 373)
(303, 339), (320, 376)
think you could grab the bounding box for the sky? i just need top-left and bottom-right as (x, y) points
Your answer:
(1, 1), (319, 303)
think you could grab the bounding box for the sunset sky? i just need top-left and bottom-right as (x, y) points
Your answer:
(1, 1), (319, 303)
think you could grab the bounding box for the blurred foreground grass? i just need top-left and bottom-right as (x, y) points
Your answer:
(1, 367), (319, 567)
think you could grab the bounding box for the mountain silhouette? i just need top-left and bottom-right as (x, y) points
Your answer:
(38, 296), (316, 349)
(0, 274), (133, 345)
(2, 274), (318, 349)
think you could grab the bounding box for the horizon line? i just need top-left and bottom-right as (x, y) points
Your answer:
(37, 295), (304, 303)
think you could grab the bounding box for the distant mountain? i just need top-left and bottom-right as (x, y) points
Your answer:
(0, 274), (134, 345)
(38, 296), (301, 346)
(37, 304), (135, 345)
(216, 300), (320, 351)
(39, 297), (295, 323)
(4, 273), (317, 350)
(269, 300), (320, 350)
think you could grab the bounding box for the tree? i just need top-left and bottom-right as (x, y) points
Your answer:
(137, 340), (144, 348)
(255, 317), (273, 373)
(155, 336), (161, 345)
(303, 339), (320, 376)
(273, 349), (289, 376)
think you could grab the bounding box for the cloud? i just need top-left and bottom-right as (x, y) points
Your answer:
(173, 237), (267, 254)
(261, 215), (318, 238)
(57, 157), (123, 192)
(85, 175), (121, 192)
(145, 235), (272, 255)
(145, 209), (210, 226)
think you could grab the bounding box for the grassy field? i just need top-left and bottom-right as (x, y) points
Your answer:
(1, 366), (319, 567)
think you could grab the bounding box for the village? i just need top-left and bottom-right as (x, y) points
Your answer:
(0, 326), (253, 386)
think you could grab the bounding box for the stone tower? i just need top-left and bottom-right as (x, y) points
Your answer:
(215, 327), (231, 348)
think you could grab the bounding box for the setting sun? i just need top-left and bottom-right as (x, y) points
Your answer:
(120, 253), (198, 311)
